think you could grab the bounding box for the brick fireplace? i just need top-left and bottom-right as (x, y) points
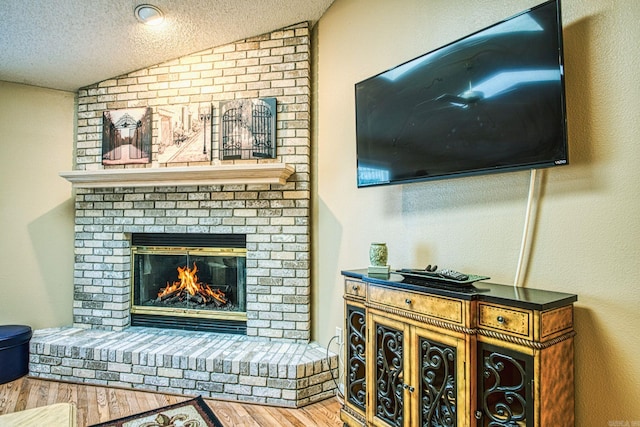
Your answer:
(69, 182), (311, 341)
(66, 21), (314, 342)
(29, 22), (338, 407)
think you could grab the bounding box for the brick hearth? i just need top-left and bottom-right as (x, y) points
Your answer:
(30, 327), (335, 407)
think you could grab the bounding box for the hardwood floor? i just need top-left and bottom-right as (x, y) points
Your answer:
(0, 377), (343, 426)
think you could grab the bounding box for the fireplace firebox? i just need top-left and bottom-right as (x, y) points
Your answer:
(129, 233), (247, 334)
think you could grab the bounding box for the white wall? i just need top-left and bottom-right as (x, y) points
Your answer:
(0, 81), (75, 328)
(313, 0), (640, 424)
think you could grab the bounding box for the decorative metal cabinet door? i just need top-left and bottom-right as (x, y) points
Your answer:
(476, 343), (534, 427)
(345, 303), (367, 413)
(369, 314), (408, 427)
(413, 327), (464, 427)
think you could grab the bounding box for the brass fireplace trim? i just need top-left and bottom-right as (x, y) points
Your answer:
(130, 305), (248, 321)
(131, 246), (247, 257)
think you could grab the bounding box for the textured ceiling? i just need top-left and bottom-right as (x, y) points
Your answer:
(0, 0), (334, 92)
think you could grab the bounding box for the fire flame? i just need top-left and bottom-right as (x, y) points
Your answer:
(158, 263), (227, 305)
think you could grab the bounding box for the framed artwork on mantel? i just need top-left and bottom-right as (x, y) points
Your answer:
(219, 98), (276, 160)
(102, 107), (152, 165)
(156, 103), (213, 164)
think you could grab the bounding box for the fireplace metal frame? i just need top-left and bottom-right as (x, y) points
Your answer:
(130, 246), (247, 323)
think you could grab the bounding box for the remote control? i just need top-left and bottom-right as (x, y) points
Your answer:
(436, 269), (469, 281)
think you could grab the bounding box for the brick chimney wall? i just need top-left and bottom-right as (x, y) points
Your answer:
(71, 22), (311, 342)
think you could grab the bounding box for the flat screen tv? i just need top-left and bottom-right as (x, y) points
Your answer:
(355, 0), (568, 187)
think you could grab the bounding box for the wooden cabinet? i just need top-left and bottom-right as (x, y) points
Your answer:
(341, 270), (576, 427)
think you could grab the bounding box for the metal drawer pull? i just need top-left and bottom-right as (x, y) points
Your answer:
(352, 285), (359, 291)
(497, 315), (505, 324)
(405, 298), (412, 305)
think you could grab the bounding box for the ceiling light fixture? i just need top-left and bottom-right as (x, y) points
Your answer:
(134, 4), (165, 26)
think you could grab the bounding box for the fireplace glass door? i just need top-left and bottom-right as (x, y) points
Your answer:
(131, 246), (246, 331)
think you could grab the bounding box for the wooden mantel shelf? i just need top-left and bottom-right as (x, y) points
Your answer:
(59, 163), (295, 188)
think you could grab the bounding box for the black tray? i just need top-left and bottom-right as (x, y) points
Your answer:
(395, 269), (490, 287)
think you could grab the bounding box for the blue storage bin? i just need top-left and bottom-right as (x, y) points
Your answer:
(0, 325), (32, 384)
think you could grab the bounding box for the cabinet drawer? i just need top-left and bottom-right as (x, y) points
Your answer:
(368, 285), (463, 324)
(345, 279), (366, 300)
(478, 303), (532, 338)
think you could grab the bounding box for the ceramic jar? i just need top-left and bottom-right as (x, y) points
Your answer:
(369, 243), (388, 266)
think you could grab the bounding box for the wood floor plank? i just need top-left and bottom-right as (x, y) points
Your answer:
(45, 380), (60, 406)
(0, 379), (20, 413)
(26, 379), (48, 408)
(60, 380), (79, 407)
(301, 398), (344, 425)
(12, 377), (30, 413)
(76, 381), (92, 427)
(0, 377), (342, 426)
(243, 404), (284, 426)
(93, 386), (110, 424)
(208, 400), (257, 426)
(107, 387), (129, 420)
(265, 405), (307, 426)
(120, 386), (143, 416)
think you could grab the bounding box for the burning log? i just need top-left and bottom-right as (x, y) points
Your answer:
(157, 288), (181, 302)
(204, 287), (228, 305)
(165, 295), (182, 304)
(157, 263), (229, 308)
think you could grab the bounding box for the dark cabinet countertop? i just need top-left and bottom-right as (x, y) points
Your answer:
(342, 269), (577, 311)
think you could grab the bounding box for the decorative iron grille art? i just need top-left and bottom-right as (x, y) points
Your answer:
(479, 344), (533, 427)
(220, 98), (276, 160)
(346, 305), (367, 411)
(420, 338), (457, 427)
(375, 323), (404, 427)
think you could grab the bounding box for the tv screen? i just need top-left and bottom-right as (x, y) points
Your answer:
(355, 0), (568, 187)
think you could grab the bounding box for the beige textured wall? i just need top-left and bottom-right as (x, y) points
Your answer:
(1, 1), (638, 421)
(313, 0), (640, 425)
(0, 81), (75, 329)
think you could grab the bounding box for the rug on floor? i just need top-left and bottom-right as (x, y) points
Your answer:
(89, 396), (224, 427)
